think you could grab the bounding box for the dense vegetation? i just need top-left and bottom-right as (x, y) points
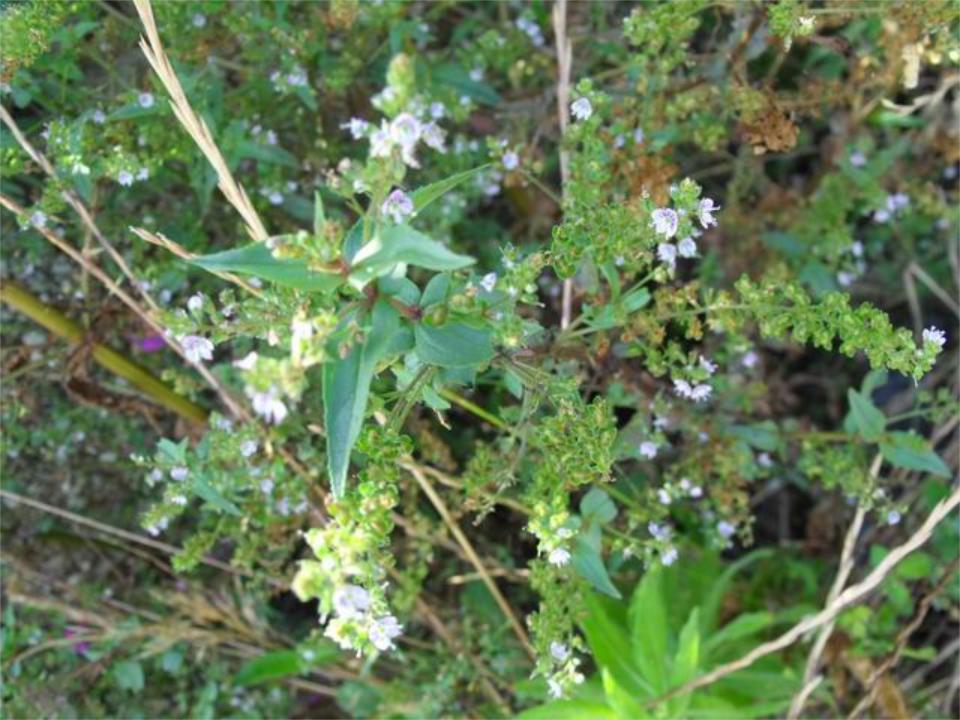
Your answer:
(1, 1), (958, 718)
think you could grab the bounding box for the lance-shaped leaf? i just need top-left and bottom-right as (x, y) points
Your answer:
(349, 224), (474, 285)
(190, 242), (343, 292)
(414, 320), (493, 368)
(411, 165), (490, 212)
(322, 301), (403, 497)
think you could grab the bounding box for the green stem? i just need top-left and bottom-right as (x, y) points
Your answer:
(1, 282), (208, 424)
(439, 389), (512, 433)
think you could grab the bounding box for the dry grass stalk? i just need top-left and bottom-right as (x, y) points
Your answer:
(132, 0), (268, 243)
(552, 0), (574, 330)
(650, 482), (960, 706)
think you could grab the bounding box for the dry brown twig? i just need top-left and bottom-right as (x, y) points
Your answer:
(131, 0), (268, 244)
(552, 0), (574, 330)
(789, 452), (884, 718)
(649, 482), (960, 707)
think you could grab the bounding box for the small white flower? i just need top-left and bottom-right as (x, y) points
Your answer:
(180, 335), (214, 363)
(265, 129), (278, 146)
(614, 134), (625, 149)
(381, 189), (414, 223)
(548, 547), (571, 566)
(571, 97), (592, 121)
(741, 350), (759, 369)
(850, 241), (864, 257)
(72, 162), (90, 176)
(92, 109), (106, 124)
(661, 547), (679, 566)
(699, 355), (717, 375)
(634, 128), (645, 144)
(429, 101), (446, 120)
(369, 614), (403, 651)
(469, 67), (484, 82)
(240, 440), (258, 458)
(187, 293), (204, 313)
(550, 641), (570, 662)
(837, 271), (854, 287)
(639, 441), (659, 459)
(657, 488), (671, 505)
(341, 117), (369, 140)
(886, 510), (901, 526)
(873, 208), (891, 224)
(259, 478), (274, 494)
(170, 466), (189, 482)
(234, 351), (259, 370)
(479, 272), (498, 293)
(690, 383), (712, 402)
(502, 150), (519, 170)
(757, 452), (773, 468)
(648, 522), (670, 541)
(118, 171), (134, 187)
(674, 378), (693, 398)
(689, 485), (703, 499)
(887, 192), (910, 211)
(717, 520), (736, 538)
(171, 494), (187, 506)
(332, 584), (371, 619)
(548, 679), (564, 699)
(615, 255), (625, 266)
(390, 112), (421, 148)
(849, 150), (867, 168)
(192, 13), (207, 28)
(268, 191), (284, 206)
(922, 326), (946, 349)
(138, 92), (155, 109)
(651, 208), (679, 238)
(698, 198), (719, 229)
(678, 236), (698, 258)
(29, 211), (47, 228)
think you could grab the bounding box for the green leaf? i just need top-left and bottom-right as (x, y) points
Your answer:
(313, 191), (325, 238)
(518, 701), (618, 720)
(628, 567), (669, 693)
(157, 438), (187, 465)
(191, 243), (343, 293)
(880, 431), (951, 477)
(350, 225), (475, 285)
(847, 389), (886, 442)
(581, 487), (617, 525)
(581, 593), (650, 698)
(234, 650), (301, 686)
(192, 475), (241, 516)
(323, 301), (403, 497)
(411, 165), (490, 213)
(727, 422), (780, 452)
(572, 524), (621, 599)
(704, 612), (773, 657)
(235, 140), (298, 167)
(621, 287), (651, 313)
(602, 668), (649, 719)
(113, 660), (145, 692)
(420, 273), (451, 308)
(668, 608), (700, 717)
(432, 64), (501, 105)
(414, 321), (493, 368)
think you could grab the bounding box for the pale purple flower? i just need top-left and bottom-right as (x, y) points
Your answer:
(571, 97), (592, 121)
(170, 466), (189, 482)
(689, 485), (703, 499)
(250, 386), (288, 424)
(850, 241), (864, 257)
(886, 510), (901, 526)
(187, 293), (203, 313)
(240, 440), (258, 458)
(341, 117), (369, 139)
(837, 271), (854, 287)
(265, 129), (278, 146)
(648, 522), (671, 541)
(29, 211), (47, 228)
(639, 441), (659, 459)
(651, 208), (679, 238)
(92, 109), (106, 124)
(469, 67), (484, 82)
(849, 150), (867, 168)
(180, 335), (214, 363)
(550, 641), (570, 661)
(678, 236), (697, 258)
(698, 198), (719, 229)
(661, 547), (678, 566)
(369, 120), (393, 158)
(381, 189), (414, 223)
(690, 383), (712, 402)
(192, 13), (207, 27)
(634, 128), (645, 144)
(699, 355), (717, 375)
(757, 452), (773, 468)
(717, 520), (736, 538)
(922, 326), (946, 349)
(657, 488), (671, 505)
(480, 272), (497, 293)
(421, 122), (446, 153)
(138, 92), (155, 108)
(614, 134), (625, 149)
(657, 242), (677, 268)
(873, 208), (891, 224)
(429, 101), (446, 119)
(369, 615), (403, 651)
(333, 584), (371, 619)
(548, 547), (571, 566)
(118, 171), (134, 187)
(502, 150), (519, 170)
(268, 191), (284, 206)
(887, 192), (910, 212)
(741, 350), (759, 369)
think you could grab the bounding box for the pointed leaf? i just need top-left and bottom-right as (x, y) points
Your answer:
(628, 567), (669, 693)
(323, 302), (403, 497)
(350, 225), (474, 285)
(414, 321), (493, 368)
(881, 431), (951, 477)
(581, 593), (650, 698)
(190, 243), (343, 292)
(572, 524), (621, 599)
(411, 165), (490, 212)
(847, 389), (885, 442)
